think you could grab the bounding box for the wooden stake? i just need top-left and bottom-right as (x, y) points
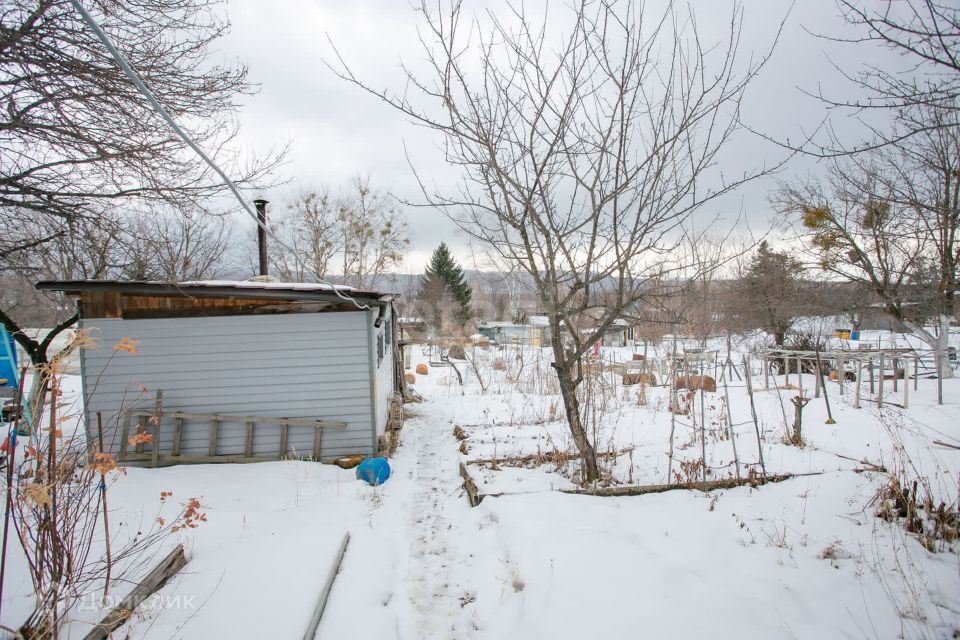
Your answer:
(903, 358), (909, 409)
(815, 350), (835, 424)
(150, 390), (163, 469)
(96, 413), (112, 598)
(743, 355), (766, 479)
(878, 352), (885, 408)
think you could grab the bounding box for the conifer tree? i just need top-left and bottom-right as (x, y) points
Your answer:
(419, 242), (472, 332)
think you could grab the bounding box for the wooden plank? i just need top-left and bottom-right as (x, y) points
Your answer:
(279, 422), (288, 460)
(82, 545), (188, 640)
(150, 390), (164, 469)
(129, 411), (347, 429)
(172, 417), (183, 457)
(135, 415), (146, 455)
(208, 417), (219, 457)
(244, 421), (255, 457)
(301, 532), (350, 640)
(118, 411), (132, 461)
(312, 425), (322, 460)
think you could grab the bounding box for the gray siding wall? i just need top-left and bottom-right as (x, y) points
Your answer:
(80, 311), (375, 461)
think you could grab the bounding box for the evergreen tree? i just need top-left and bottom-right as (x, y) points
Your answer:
(419, 243), (473, 332)
(738, 241), (805, 347)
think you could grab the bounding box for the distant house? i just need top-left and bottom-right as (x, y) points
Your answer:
(598, 319), (635, 347)
(477, 318), (549, 346)
(37, 279), (400, 466)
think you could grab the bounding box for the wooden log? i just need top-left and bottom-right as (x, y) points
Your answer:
(459, 461), (482, 507)
(560, 473), (801, 497)
(300, 532), (350, 640)
(82, 544), (188, 640)
(172, 417), (183, 457)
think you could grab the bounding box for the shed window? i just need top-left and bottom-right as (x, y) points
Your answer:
(386, 321), (393, 347)
(377, 332), (384, 365)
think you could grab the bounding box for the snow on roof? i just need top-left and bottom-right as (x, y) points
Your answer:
(180, 280), (357, 292)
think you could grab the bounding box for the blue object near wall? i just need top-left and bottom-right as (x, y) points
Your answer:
(356, 457), (391, 486)
(0, 326), (18, 389)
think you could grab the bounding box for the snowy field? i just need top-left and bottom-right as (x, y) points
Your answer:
(2, 335), (960, 639)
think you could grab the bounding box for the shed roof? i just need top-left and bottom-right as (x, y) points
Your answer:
(36, 279), (397, 304)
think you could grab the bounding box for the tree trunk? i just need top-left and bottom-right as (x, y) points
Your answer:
(905, 315), (953, 379)
(552, 360), (600, 484)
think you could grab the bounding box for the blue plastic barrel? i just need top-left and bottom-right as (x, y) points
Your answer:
(356, 457), (391, 486)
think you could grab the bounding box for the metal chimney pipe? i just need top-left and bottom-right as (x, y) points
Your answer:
(253, 198), (269, 276)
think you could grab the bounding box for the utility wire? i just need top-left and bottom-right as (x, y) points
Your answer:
(67, 0), (370, 311)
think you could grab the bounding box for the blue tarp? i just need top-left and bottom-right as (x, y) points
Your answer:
(356, 457), (391, 486)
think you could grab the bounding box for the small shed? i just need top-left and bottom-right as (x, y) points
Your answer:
(37, 279), (401, 466)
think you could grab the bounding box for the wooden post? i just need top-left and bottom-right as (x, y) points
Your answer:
(838, 355), (845, 395)
(723, 377), (741, 482)
(854, 359), (862, 409)
(244, 421), (255, 458)
(937, 349), (944, 406)
(797, 357), (803, 395)
(914, 356), (919, 391)
(902, 357), (909, 409)
(893, 356), (899, 392)
(172, 417), (183, 457)
(869, 356), (875, 394)
(208, 417), (219, 457)
(814, 357), (822, 399)
(135, 415), (147, 455)
(789, 393), (812, 446)
(764, 355), (770, 389)
(784, 355), (790, 387)
(119, 410), (132, 461)
(312, 424), (323, 460)
(150, 390), (163, 469)
(743, 355), (766, 479)
(279, 421), (289, 460)
(815, 350), (835, 424)
(877, 352), (884, 408)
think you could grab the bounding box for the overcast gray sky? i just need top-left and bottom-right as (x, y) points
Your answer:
(218, 0), (900, 272)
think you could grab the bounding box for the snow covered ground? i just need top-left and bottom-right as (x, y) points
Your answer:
(2, 336), (959, 639)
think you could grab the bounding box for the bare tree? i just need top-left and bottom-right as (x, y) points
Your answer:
(777, 104), (960, 376)
(0, 0), (283, 364)
(331, 0), (781, 482)
(270, 189), (341, 281)
(121, 210), (234, 281)
(340, 176), (409, 289)
(270, 176), (409, 288)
